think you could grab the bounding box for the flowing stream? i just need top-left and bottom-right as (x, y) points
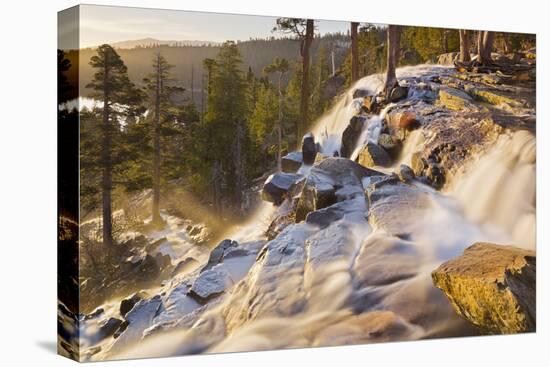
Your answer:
(74, 65), (535, 360)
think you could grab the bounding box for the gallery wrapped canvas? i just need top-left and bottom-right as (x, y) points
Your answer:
(58, 4), (536, 362)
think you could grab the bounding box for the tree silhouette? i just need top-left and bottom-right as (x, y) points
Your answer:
(86, 44), (143, 246)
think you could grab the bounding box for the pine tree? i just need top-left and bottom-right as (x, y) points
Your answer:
(204, 41), (249, 209)
(477, 31), (495, 65)
(264, 58), (289, 171)
(350, 22), (360, 82)
(273, 18), (315, 144)
(58, 50), (73, 104)
(385, 25), (401, 97)
(86, 44), (143, 246)
(142, 52), (183, 225)
(310, 43), (330, 121)
(459, 30), (471, 62)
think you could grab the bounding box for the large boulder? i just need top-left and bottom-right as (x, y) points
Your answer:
(357, 142), (393, 168)
(295, 157), (380, 222)
(295, 168), (337, 223)
(341, 115), (367, 158)
(387, 110), (420, 130)
(281, 151), (303, 173)
(261, 172), (304, 205)
(432, 243), (536, 334)
(302, 133), (317, 165)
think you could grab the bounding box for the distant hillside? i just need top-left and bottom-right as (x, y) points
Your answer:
(68, 35), (350, 101)
(108, 38), (221, 49)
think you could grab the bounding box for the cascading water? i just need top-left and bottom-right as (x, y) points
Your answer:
(312, 64), (450, 157)
(76, 64), (535, 360)
(450, 130), (536, 250)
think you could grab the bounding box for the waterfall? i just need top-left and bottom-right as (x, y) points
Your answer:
(311, 64), (450, 158)
(76, 64), (535, 360)
(450, 130), (536, 250)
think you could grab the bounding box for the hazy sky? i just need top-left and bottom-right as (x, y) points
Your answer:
(79, 4), (352, 48)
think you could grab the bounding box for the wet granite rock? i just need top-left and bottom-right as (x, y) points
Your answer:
(295, 158), (380, 222)
(397, 164), (415, 182)
(189, 267), (232, 303)
(378, 133), (401, 157)
(341, 115), (367, 158)
(357, 142), (393, 168)
(353, 88), (371, 99)
(366, 181), (430, 237)
(99, 317), (124, 339)
(261, 172), (304, 205)
(203, 239), (238, 273)
(362, 95), (379, 113)
(387, 110), (420, 130)
(281, 151), (303, 173)
(389, 86), (409, 102)
(302, 133), (317, 165)
(171, 257), (199, 277)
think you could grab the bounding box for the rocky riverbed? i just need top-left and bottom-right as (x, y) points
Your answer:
(59, 57), (536, 361)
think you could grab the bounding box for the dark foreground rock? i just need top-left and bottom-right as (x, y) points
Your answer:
(432, 243), (536, 334)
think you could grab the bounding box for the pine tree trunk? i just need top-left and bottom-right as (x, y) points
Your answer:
(101, 61), (113, 247)
(477, 31), (495, 65)
(299, 19), (314, 145)
(459, 30), (471, 62)
(277, 72), (283, 171)
(502, 33), (511, 53)
(482, 31), (495, 63)
(476, 31), (483, 62)
(442, 30), (449, 53)
(351, 22), (359, 82)
(152, 56), (162, 225)
(385, 25), (400, 97)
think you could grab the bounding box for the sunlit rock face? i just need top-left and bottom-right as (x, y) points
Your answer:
(432, 243), (536, 334)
